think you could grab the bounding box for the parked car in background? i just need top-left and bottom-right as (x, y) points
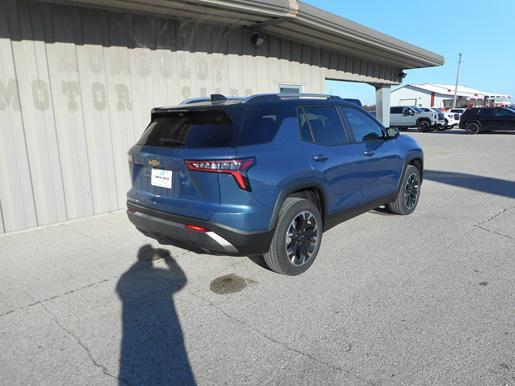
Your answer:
(459, 107), (515, 134)
(429, 107), (461, 129)
(390, 106), (444, 132)
(449, 108), (466, 115)
(127, 93), (424, 275)
(419, 107), (453, 130)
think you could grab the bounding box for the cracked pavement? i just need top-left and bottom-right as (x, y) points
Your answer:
(1, 131), (514, 385)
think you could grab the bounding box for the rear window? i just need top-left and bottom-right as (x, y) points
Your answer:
(138, 110), (235, 148)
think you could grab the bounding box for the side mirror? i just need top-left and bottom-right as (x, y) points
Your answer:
(410, 110), (416, 116)
(386, 127), (400, 139)
(402, 111), (410, 116)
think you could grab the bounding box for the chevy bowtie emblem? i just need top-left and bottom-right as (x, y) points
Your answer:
(148, 159), (160, 167)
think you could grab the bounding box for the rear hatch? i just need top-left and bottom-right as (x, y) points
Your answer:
(128, 107), (242, 220)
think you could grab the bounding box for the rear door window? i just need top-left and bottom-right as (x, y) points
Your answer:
(298, 106), (349, 145)
(138, 110), (235, 148)
(390, 107), (402, 114)
(480, 109), (495, 117)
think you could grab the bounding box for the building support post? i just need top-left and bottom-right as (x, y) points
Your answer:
(374, 85), (391, 127)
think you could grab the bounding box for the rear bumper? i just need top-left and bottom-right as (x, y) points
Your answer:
(127, 202), (274, 256)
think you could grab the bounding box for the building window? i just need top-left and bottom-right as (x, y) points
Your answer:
(279, 84), (302, 95)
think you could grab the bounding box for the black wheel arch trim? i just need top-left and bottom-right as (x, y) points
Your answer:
(398, 152), (424, 192)
(268, 180), (329, 231)
(416, 118), (432, 127)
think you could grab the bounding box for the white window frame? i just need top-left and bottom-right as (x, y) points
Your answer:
(278, 83), (303, 95)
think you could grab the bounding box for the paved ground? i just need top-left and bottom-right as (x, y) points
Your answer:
(1, 130), (514, 385)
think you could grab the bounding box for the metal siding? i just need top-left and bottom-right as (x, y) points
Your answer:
(0, 6), (38, 232)
(42, 4), (95, 219)
(76, 9), (119, 214)
(104, 13), (136, 208)
(0, 203), (4, 234)
(9, 1), (68, 226)
(0, 0), (399, 233)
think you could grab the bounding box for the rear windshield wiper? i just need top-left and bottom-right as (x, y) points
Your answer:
(158, 138), (185, 146)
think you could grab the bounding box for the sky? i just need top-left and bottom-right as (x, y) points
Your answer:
(303, 0), (515, 105)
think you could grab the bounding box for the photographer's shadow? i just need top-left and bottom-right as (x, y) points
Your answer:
(116, 245), (195, 385)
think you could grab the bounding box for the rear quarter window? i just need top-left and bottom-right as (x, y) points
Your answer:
(238, 106), (284, 146)
(138, 110), (235, 148)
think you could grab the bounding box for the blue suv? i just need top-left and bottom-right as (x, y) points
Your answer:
(127, 94), (423, 275)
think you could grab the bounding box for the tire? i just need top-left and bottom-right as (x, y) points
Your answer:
(388, 165), (421, 215)
(263, 197), (323, 275)
(417, 120), (430, 132)
(465, 121), (480, 134)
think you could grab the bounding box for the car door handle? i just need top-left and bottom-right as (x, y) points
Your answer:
(363, 150), (375, 157)
(313, 154), (329, 162)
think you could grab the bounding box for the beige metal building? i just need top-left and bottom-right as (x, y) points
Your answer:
(0, 0), (443, 233)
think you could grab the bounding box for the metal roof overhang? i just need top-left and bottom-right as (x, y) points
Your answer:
(41, 0), (444, 69)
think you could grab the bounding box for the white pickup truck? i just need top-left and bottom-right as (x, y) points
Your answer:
(390, 106), (445, 132)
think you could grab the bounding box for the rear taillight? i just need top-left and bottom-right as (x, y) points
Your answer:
(185, 158), (255, 191)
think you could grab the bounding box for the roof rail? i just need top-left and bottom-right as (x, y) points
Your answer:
(243, 93), (342, 104)
(281, 93), (342, 100)
(179, 95), (244, 105)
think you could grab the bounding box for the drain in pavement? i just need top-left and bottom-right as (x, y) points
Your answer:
(210, 274), (251, 294)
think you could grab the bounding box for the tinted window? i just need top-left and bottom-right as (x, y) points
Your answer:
(299, 106), (349, 145)
(481, 108), (495, 117)
(495, 108), (513, 117)
(463, 108), (478, 116)
(138, 110), (234, 148)
(239, 107), (282, 146)
(390, 107), (402, 114)
(342, 108), (384, 142)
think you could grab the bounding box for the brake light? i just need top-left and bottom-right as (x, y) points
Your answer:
(185, 158), (255, 191)
(185, 224), (208, 232)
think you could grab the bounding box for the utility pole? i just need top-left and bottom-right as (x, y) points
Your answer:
(452, 53), (462, 109)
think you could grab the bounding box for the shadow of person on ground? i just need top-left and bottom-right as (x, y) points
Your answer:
(116, 244), (195, 385)
(424, 170), (515, 199)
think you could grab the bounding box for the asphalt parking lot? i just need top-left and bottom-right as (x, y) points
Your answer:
(1, 130), (514, 385)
